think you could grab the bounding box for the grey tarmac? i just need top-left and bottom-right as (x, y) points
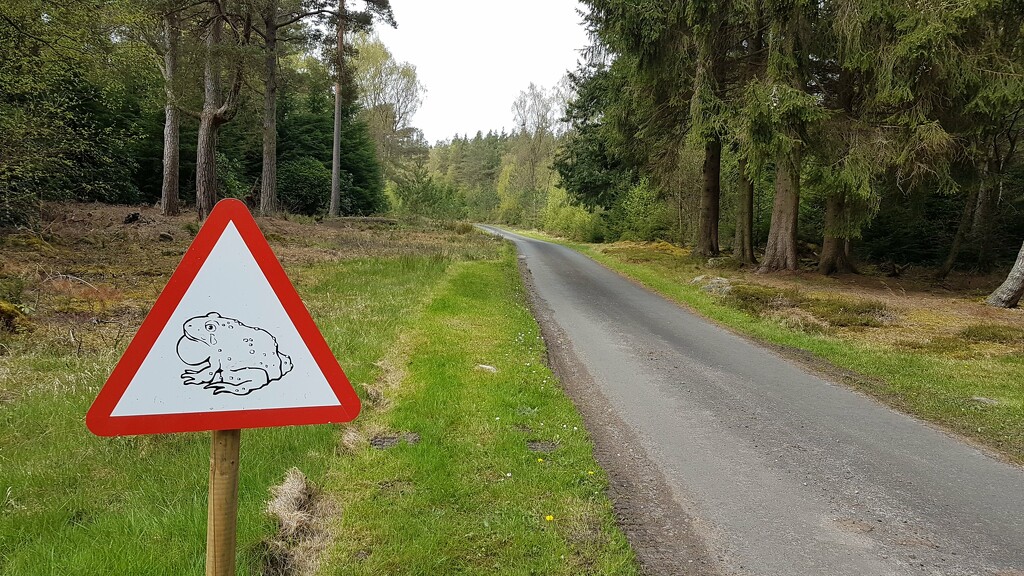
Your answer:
(480, 225), (1024, 576)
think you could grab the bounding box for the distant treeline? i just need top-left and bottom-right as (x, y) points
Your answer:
(420, 2), (1024, 281)
(411, 1), (1024, 307)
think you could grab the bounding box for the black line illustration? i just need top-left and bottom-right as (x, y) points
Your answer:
(176, 312), (293, 396)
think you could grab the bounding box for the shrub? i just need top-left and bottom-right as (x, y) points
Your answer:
(393, 168), (467, 221)
(0, 276), (25, 304)
(725, 284), (804, 315)
(543, 188), (605, 242)
(278, 157), (332, 215)
(609, 180), (671, 241)
(805, 298), (892, 327)
(217, 152), (252, 201)
(958, 324), (1024, 345)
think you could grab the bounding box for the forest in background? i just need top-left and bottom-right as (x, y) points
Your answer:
(410, 0), (1024, 308)
(1, 0), (406, 224)
(2, 0), (1023, 306)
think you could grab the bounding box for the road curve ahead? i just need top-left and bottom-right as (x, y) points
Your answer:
(481, 226), (1024, 576)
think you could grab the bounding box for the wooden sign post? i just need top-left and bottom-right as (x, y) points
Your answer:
(207, 429), (242, 576)
(86, 199), (362, 571)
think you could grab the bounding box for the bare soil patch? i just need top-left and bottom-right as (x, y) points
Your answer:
(526, 440), (559, 453)
(369, 432), (421, 450)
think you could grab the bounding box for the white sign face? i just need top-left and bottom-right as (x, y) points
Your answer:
(87, 199), (360, 436)
(111, 223), (340, 416)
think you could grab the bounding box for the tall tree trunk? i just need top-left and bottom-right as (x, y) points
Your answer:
(973, 185), (995, 272)
(195, 2), (223, 220)
(819, 191), (857, 275)
(696, 137), (721, 257)
(734, 156), (756, 266)
(759, 147), (801, 272)
(987, 241), (1024, 308)
(676, 189), (685, 245)
(936, 183), (980, 280)
(329, 0), (346, 217)
(160, 11), (180, 216)
(972, 152), (998, 272)
(259, 6), (278, 216)
(196, 117), (218, 219)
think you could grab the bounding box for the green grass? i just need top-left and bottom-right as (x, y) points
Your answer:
(318, 248), (637, 575)
(0, 255), (458, 575)
(511, 230), (1024, 464)
(0, 238), (636, 575)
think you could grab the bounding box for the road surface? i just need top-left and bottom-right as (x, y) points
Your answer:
(481, 226), (1024, 576)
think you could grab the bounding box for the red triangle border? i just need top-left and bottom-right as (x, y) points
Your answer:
(86, 199), (361, 436)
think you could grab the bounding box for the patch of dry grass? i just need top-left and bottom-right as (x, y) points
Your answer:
(262, 468), (332, 576)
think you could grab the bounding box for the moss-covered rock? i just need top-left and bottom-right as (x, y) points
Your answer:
(0, 299), (28, 332)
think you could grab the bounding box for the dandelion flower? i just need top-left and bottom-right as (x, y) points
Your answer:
(587, 471), (595, 475)
(537, 458), (544, 463)
(545, 515), (554, 522)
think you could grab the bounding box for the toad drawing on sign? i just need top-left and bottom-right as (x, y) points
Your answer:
(176, 312), (293, 396)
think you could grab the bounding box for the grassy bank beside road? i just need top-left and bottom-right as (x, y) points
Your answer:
(0, 204), (636, 575)
(318, 252), (637, 575)
(513, 230), (1024, 465)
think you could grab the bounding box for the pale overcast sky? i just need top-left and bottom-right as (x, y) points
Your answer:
(376, 0), (590, 144)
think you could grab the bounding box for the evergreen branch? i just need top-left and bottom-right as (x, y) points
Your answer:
(278, 9), (333, 28)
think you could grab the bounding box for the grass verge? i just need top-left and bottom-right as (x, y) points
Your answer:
(318, 247), (637, 575)
(512, 230), (1024, 465)
(0, 254), (459, 575)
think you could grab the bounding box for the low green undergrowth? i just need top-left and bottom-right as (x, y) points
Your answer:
(725, 284), (893, 328)
(958, 324), (1024, 345)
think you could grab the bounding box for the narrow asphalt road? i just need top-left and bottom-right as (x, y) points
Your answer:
(481, 226), (1024, 576)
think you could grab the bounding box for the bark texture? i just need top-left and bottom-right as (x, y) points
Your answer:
(195, 4), (223, 220)
(759, 147), (801, 272)
(329, 0), (346, 217)
(986, 241), (1024, 308)
(733, 157), (756, 266)
(971, 159), (997, 272)
(194, 4), (249, 220)
(196, 115), (218, 219)
(819, 192), (857, 275)
(696, 137), (721, 257)
(159, 11), (180, 216)
(161, 101), (181, 216)
(259, 5), (278, 216)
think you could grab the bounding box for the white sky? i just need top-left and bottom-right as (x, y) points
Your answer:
(376, 0), (590, 144)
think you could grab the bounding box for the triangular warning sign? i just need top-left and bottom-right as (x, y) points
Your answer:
(87, 199), (360, 436)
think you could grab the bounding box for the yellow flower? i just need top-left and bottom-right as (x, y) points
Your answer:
(545, 515), (554, 522)
(537, 458), (544, 463)
(587, 471), (595, 475)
